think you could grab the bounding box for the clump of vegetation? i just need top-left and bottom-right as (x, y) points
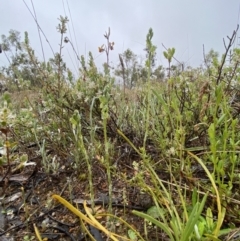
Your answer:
(1, 8), (240, 240)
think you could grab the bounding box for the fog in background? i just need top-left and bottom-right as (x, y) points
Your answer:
(1, 0), (240, 76)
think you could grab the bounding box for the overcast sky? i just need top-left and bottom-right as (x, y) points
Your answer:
(1, 0), (240, 76)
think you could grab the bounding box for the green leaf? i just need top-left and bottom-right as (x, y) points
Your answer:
(128, 230), (138, 241)
(206, 207), (214, 230)
(196, 216), (206, 239)
(133, 210), (175, 241)
(180, 193), (208, 241)
(191, 187), (198, 206)
(163, 51), (168, 60)
(147, 206), (163, 219)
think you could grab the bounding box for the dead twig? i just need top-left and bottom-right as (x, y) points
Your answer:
(216, 25), (239, 85)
